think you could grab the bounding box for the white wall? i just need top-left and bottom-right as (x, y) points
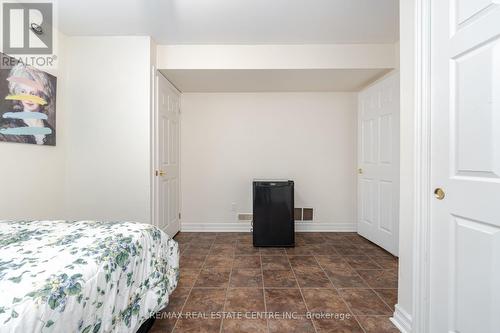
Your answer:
(0, 32), (68, 220)
(394, 0), (416, 330)
(63, 36), (153, 223)
(180, 92), (357, 231)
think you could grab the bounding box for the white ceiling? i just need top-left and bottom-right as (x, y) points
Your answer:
(160, 69), (391, 92)
(59, 0), (399, 44)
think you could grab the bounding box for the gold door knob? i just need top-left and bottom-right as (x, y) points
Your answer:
(434, 188), (445, 200)
(155, 170), (166, 177)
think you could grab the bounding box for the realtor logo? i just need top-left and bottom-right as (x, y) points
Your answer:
(2, 2), (53, 54)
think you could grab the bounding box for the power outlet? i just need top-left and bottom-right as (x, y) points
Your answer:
(231, 202), (237, 212)
(238, 213), (253, 221)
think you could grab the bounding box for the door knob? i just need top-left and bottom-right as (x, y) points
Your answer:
(358, 168), (363, 175)
(434, 188), (445, 200)
(155, 170), (166, 177)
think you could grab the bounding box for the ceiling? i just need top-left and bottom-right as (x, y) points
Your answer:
(59, 0), (399, 44)
(160, 69), (391, 92)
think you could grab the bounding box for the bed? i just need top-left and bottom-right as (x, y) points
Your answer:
(0, 220), (179, 333)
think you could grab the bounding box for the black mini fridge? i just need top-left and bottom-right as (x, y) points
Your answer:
(252, 180), (295, 247)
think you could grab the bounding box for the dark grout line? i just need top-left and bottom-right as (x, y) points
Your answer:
(286, 247), (319, 333)
(312, 252), (369, 333)
(258, 241), (271, 333)
(218, 240), (236, 333)
(171, 238), (215, 333)
(355, 269), (395, 316)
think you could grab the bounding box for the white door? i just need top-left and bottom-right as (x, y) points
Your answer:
(358, 72), (400, 256)
(155, 73), (181, 237)
(430, 1), (500, 332)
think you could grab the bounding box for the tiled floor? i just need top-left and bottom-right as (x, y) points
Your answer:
(150, 232), (399, 333)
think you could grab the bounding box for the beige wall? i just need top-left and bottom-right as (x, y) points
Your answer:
(1, 36), (155, 223)
(62, 36), (153, 223)
(157, 44), (397, 70)
(180, 92), (358, 231)
(0, 32), (68, 220)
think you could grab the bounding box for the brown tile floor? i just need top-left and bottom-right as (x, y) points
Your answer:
(150, 232), (399, 333)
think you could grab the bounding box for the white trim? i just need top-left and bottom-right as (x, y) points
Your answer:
(159, 71), (182, 94)
(412, 0), (432, 332)
(151, 69), (161, 228)
(391, 304), (413, 333)
(149, 63), (157, 226)
(178, 87), (183, 235)
(181, 222), (357, 233)
(361, 68), (399, 91)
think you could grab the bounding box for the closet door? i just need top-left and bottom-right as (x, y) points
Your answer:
(357, 72), (400, 256)
(429, 1), (500, 331)
(154, 73), (181, 237)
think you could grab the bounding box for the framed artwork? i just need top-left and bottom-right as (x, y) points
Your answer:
(0, 53), (57, 145)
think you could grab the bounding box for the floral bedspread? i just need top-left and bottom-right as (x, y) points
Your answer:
(0, 220), (179, 333)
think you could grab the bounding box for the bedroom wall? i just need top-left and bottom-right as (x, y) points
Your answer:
(0, 32), (68, 220)
(62, 36), (153, 223)
(180, 92), (357, 231)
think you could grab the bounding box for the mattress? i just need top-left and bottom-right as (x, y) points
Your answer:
(0, 220), (179, 333)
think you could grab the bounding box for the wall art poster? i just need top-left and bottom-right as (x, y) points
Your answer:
(0, 52), (57, 145)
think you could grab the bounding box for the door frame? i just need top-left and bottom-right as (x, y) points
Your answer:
(406, 0), (432, 332)
(151, 69), (183, 234)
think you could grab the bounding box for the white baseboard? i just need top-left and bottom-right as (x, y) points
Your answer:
(181, 222), (250, 232)
(391, 304), (412, 333)
(180, 221), (356, 232)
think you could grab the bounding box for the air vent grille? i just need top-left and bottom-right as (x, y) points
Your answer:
(303, 208), (313, 221)
(238, 213), (253, 221)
